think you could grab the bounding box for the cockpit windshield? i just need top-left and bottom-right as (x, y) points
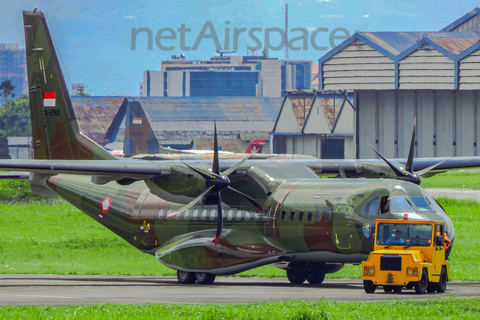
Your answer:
(390, 196), (415, 212)
(411, 196), (434, 212)
(376, 223), (432, 246)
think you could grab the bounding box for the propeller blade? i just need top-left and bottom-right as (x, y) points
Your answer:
(168, 186), (213, 217)
(214, 191), (223, 246)
(416, 158), (453, 177)
(367, 142), (405, 177)
(222, 141), (261, 177)
(181, 160), (212, 180)
(227, 186), (263, 211)
(405, 117), (416, 173)
(212, 119), (220, 175)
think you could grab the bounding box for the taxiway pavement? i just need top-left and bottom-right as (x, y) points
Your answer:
(1, 275), (479, 305)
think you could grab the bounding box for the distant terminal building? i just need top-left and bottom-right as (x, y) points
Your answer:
(8, 137), (32, 159)
(317, 7), (480, 159)
(0, 43), (27, 99)
(139, 54), (313, 98)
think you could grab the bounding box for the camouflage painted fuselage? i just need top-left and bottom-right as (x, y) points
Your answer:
(46, 175), (452, 275)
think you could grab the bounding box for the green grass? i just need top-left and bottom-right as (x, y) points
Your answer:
(0, 180), (479, 280)
(0, 297), (479, 319)
(420, 169), (480, 190)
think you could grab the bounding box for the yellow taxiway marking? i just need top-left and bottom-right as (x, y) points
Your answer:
(0, 293), (75, 299)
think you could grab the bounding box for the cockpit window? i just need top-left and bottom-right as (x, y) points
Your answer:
(390, 196), (415, 212)
(361, 196), (379, 216)
(426, 196), (444, 213)
(411, 196), (434, 212)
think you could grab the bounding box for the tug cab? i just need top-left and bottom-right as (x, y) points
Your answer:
(362, 218), (449, 294)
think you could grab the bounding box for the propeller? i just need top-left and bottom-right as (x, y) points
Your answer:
(168, 119), (262, 246)
(368, 117), (452, 185)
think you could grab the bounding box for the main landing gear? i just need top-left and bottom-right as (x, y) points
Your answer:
(285, 262), (338, 285)
(177, 271), (216, 284)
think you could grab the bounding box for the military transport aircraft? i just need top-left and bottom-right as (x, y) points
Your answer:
(0, 9), (471, 285)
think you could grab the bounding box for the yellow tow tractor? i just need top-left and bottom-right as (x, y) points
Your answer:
(362, 218), (449, 294)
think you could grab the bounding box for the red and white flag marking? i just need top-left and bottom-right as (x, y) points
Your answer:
(133, 117), (142, 124)
(43, 92), (56, 108)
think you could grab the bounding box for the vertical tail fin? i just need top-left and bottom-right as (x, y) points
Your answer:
(244, 139), (264, 154)
(23, 10), (117, 160)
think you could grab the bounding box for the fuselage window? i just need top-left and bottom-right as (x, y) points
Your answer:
(236, 210), (242, 221)
(281, 210), (287, 221)
(316, 211), (323, 222)
(290, 210), (296, 221)
(175, 212), (181, 220)
(298, 210), (305, 221)
(157, 209), (164, 219)
(210, 210), (216, 220)
(227, 210), (234, 221)
(307, 211), (313, 221)
(325, 211), (331, 222)
(184, 210), (190, 220)
(254, 212), (260, 221)
(201, 209), (208, 220)
(245, 212), (251, 221)
(361, 196), (380, 216)
(167, 209), (173, 220)
(193, 209), (199, 220)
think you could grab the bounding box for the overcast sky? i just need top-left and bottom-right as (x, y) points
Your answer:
(1, 0), (478, 95)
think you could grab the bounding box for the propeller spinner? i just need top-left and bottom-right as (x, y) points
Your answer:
(168, 120), (262, 245)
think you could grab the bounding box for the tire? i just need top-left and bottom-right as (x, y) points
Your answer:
(435, 268), (447, 293)
(177, 271), (196, 284)
(363, 280), (377, 294)
(195, 272), (216, 284)
(306, 270), (325, 285)
(383, 285), (393, 293)
(287, 269), (307, 284)
(415, 270), (428, 294)
(393, 286), (403, 293)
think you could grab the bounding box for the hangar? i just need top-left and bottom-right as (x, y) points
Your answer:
(106, 97), (282, 156)
(318, 8), (480, 159)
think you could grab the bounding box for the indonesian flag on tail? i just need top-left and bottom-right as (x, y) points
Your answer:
(133, 117), (142, 124)
(43, 92), (56, 107)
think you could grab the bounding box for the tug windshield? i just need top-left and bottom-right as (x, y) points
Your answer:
(376, 223), (433, 247)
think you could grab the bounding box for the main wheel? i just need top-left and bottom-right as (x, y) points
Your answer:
(287, 269), (307, 284)
(393, 286), (402, 293)
(435, 268), (447, 293)
(363, 280), (377, 294)
(415, 270), (428, 294)
(195, 272), (216, 284)
(177, 271), (196, 284)
(306, 270), (325, 284)
(383, 285), (393, 293)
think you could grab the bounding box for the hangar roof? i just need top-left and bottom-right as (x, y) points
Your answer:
(72, 96), (127, 144)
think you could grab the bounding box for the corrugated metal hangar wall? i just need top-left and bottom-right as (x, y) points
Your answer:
(318, 8), (480, 159)
(356, 90), (479, 158)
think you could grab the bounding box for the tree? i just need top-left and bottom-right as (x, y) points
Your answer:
(0, 80), (16, 138)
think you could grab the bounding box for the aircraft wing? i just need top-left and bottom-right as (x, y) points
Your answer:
(0, 159), (168, 179)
